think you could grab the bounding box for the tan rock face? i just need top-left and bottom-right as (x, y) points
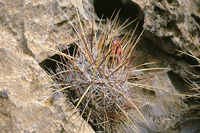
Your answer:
(1, 0), (199, 132)
(0, 0), (94, 132)
(0, 28), (94, 133)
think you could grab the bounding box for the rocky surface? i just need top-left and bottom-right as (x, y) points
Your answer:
(0, 0), (200, 132)
(137, 0), (200, 80)
(0, 0), (94, 132)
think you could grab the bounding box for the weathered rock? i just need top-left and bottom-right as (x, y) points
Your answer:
(0, 1), (94, 132)
(131, 0), (200, 55)
(1, 0), (199, 132)
(131, 0), (200, 79)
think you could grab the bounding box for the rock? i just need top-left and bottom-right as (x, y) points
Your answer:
(131, 0), (200, 79)
(0, 1), (94, 132)
(132, 0), (200, 55)
(1, 0), (199, 132)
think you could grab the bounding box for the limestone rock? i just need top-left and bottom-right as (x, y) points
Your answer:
(1, 0), (199, 132)
(131, 0), (200, 80)
(131, 0), (200, 55)
(0, 1), (94, 132)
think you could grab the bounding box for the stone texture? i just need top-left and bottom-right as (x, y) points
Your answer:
(130, 0), (200, 132)
(0, 0), (91, 63)
(132, 0), (200, 80)
(132, 0), (200, 54)
(0, 26), (94, 133)
(0, 1), (94, 132)
(0, 0), (199, 132)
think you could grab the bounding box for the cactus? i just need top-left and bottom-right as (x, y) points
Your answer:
(48, 9), (167, 132)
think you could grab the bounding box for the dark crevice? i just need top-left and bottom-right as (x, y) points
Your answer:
(93, 0), (144, 33)
(153, 5), (173, 21)
(167, 71), (189, 93)
(191, 13), (200, 26)
(93, 0), (143, 20)
(138, 35), (180, 69)
(166, 20), (182, 36)
(143, 31), (179, 55)
(143, 31), (200, 72)
(167, 0), (173, 4)
(39, 54), (61, 74)
(54, 20), (68, 27)
(154, 6), (166, 14)
(39, 44), (76, 74)
(179, 54), (200, 72)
